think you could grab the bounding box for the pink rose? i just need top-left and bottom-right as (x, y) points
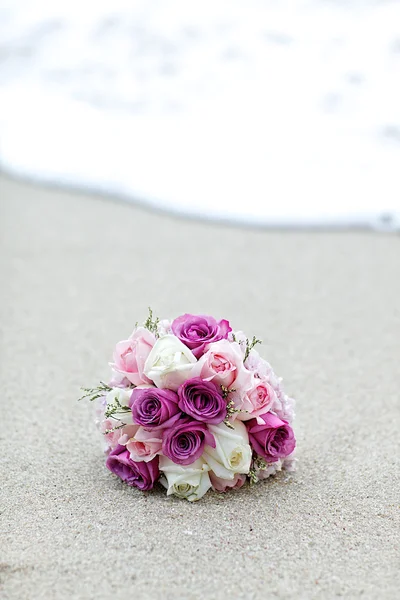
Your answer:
(210, 472), (246, 493)
(111, 327), (155, 386)
(236, 377), (276, 421)
(100, 420), (138, 451)
(192, 339), (252, 393)
(125, 427), (163, 462)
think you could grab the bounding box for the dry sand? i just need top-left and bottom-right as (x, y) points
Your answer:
(0, 174), (399, 600)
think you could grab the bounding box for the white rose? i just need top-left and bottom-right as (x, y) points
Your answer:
(203, 421), (252, 480)
(159, 457), (212, 502)
(143, 335), (197, 390)
(105, 387), (134, 423)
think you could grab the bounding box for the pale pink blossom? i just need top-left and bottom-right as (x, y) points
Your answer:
(157, 319), (172, 337)
(108, 372), (131, 388)
(282, 452), (297, 472)
(246, 351), (296, 424)
(210, 472), (246, 492)
(244, 349), (272, 379)
(256, 451), (297, 480)
(256, 459), (283, 480)
(267, 369), (295, 424)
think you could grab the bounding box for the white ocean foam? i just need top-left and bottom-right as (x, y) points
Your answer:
(0, 0), (399, 228)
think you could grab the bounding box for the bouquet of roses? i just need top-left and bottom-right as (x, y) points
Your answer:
(80, 310), (296, 501)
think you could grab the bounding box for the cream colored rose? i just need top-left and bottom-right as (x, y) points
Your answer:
(105, 387), (134, 424)
(159, 456), (212, 501)
(203, 421), (252, 479)
(143, 335), (197, 390)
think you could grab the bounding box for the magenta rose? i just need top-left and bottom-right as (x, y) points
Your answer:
(171, 314), (231, 358)
(247, 412), (296, 462)
(106, 445), (159, 490)
(130, 387), (180, 428)
(162, 419), (216, 465)
(177, 377), (227, 424)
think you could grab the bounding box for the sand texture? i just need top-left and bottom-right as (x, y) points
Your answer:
(0, 175), (399, 599)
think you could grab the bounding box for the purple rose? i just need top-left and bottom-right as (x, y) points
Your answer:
(177, 377), (227, 424)
(171, 314), (231, 358)
(130, 387), (180, 428)
(106, 445), (159, 490)
(162, 419), (216, 465)
(247, 412), (296, 462)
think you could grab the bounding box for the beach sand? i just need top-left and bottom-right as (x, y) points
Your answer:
(1, 174), (399, 599)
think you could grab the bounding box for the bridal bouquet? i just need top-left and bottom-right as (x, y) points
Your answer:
(81, 310), (296, 501)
